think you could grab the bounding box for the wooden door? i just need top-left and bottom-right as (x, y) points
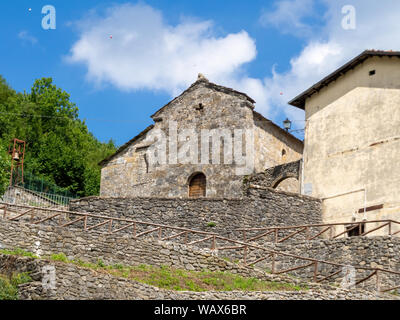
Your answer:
(189, 173), (206, 198)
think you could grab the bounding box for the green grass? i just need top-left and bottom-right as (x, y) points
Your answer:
(50, 253), (69, 263)
(207, 222), (217, 228)
(0, 248), (39, 259)
(390, 290), (400, 296)
(0, 248), (308, 293)
(103, 265), (308, 292)
(0, 273), (32, 300)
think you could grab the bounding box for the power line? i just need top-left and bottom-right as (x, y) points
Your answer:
(0, 111), (308, 125)
(290, 129), (305, 133)
(0, 111), (143, 123)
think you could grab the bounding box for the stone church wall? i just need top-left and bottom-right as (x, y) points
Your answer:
(243, 160), (301, 193)
(100, 78), (303, 199)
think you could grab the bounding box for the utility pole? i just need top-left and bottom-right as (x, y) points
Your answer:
(8, 138), (26, 187)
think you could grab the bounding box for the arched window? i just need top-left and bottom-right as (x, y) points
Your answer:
(189, 173), (206, 198)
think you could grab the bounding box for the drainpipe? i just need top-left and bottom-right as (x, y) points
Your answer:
(300, 158), (305, 195)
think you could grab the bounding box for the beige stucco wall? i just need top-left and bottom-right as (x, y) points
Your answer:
(302, 56), (400, 235)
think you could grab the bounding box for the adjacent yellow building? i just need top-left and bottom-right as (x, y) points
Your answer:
(289, 50), (400, 234)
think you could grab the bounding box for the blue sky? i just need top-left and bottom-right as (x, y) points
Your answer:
(1, 0), (399, 146)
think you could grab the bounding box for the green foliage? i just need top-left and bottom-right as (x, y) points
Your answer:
(10, 272), (32, 287)
(0, 276), (18, 300)
(0, 248), (309, 293)
(0, 148), (10, 195)
(207, 222), (217, 228)
(50, 253), (69, 263)
(0, 75), (117, 197)
(0, 248), (38, 259)
(97, 259), (106, 268)
(0, 273), (32, 300)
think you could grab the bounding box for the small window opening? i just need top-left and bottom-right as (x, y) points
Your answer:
(369, 70), (376, 76)
(195, 103), (204, 111)
(143, 154), (149, 173)
(282, 149), (287, 157)
(347, 223), (365, 237)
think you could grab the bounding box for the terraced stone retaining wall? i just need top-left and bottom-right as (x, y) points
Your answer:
(0, 254), (392, 300)
(69, 187), (322, 239)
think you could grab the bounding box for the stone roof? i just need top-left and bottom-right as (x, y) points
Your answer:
(288, 50), (400, 109)
(252, 110), (304, 144)
(99, 75), (302, 167)
(151, 75), (255, 119)
(99, 124), (154, 166)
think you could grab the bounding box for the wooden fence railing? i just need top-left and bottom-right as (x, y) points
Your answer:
(237, 220), (400, 244)
(0, 202), (399, 293)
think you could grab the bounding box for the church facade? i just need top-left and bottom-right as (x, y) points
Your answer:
(99, 75), (303, 198)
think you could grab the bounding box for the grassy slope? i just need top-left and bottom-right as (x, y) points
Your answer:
(0, 249), (308, 294)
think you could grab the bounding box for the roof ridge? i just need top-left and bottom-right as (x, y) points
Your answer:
(151, 77), (255, 119)
(288, 49), (400, 109)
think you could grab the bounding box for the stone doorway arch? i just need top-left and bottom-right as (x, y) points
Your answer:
(188, 173), (206, 198)
(272, 175), (300, 193)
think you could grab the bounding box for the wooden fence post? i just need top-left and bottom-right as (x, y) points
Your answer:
(376, 270), (380, 292)
(271, 253), (276, 274)
(243, 246), (248, 265)
(313, 261), (318, 282)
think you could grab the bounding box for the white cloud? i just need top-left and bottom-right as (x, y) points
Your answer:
(257, 0), (400, 128)
(259, 0), (319, 38)
(67, 3), (257, 97)
(67, 1), (400, 132)
(18, 31), (38, 45)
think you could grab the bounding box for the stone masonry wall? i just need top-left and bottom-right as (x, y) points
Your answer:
(69, 187), (322, 239)
(100, 78), (256, 199)
(261, 236), (400, 291)
(244, 160), (301, 192)
(0, 218), (363, 299)
(100, 77), (303, 199)
(0, 254), (389, 300)
(0, 218), (399, 297)
(0, 219), (239, 273)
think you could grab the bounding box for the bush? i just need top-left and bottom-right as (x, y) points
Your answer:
(0, 273), (32, 300)
(0, 149), (10, 196)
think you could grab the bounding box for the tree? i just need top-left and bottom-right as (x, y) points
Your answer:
(0, 148), (10, 196)
(0, 76), (117, 197)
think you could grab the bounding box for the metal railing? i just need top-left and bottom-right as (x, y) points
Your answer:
(237, 220), (400, 244)
(0, 202), (400, 293)
(1, 186), (74, 209)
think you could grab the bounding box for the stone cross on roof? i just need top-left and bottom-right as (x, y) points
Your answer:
(197, 73), (208, 81)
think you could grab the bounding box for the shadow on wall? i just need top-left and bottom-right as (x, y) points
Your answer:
(243, 160), (301, 193)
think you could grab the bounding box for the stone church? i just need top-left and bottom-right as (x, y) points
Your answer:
(99, 74), (303, 198)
